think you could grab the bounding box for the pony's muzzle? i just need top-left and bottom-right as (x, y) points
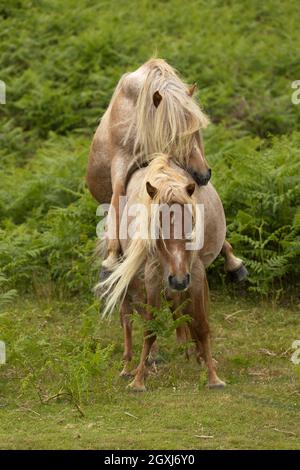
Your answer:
(168, 273), (190, 291)
(189, 168), (211, 186)
(197, 168), (211, 186)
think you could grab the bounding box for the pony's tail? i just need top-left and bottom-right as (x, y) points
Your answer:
(95, 239), (148, 317)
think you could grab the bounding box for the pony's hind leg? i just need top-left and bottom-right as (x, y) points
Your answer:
(176, 324), (194, 360)
(119, 297), (133, 378)
(189, 267), (226, 388)
(221, 240), (248, 282)
(168, 295), (194, 360)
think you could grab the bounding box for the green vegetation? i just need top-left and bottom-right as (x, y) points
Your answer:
(1, 294), (299, 449)
(0, 0), (299, 297)
(0, 0), (300, 449)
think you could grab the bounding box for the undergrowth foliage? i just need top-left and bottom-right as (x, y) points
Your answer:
(0, 0), (299, 301)
(1, 298), (118, 404)
(209, 131), (300, 296)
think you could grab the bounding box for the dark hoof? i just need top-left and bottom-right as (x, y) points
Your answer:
(99, 269), (112, 282)
(229, 264), (248, 282)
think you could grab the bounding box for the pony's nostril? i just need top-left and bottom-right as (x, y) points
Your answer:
(168, 275), (175, 287)
(182, 273), (190, 288)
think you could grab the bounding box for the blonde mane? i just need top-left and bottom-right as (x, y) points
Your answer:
(123, 58), (209, 163)
(96, 154), (197, 316)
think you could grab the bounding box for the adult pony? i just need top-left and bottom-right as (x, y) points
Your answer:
(87, 58), (247, 281)
(97, 154), (226, 391)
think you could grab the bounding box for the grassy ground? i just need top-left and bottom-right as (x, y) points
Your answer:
(1, 292), (299, 449)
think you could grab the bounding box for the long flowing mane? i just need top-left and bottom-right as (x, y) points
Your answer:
(122, 58), (209, 163)
(96, 154), (197, 316)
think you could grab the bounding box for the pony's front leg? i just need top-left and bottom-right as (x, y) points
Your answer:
(128, 318), (156, 392)
(128, 261), (161, 391)
(221, 240), (248, 282)
(101, 154), (128, 276)
(189, 265), (226, 388)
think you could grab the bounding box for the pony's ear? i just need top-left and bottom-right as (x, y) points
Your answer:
(187, 83), (197, 96)
(153, 90), (162, 108)
(146, 181), (157, 199)
(186, 183), (195, 197)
